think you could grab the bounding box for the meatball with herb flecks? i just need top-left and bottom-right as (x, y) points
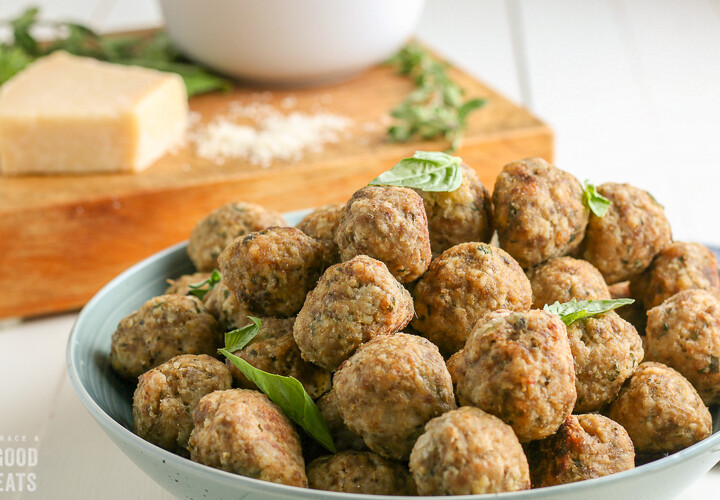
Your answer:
(410, 406), (530, 495)
(412, 242), (532, 357)
(218, 226), (324, 317)
(297, 204), (344, 266)
(164, 272), (212, 297)
(294, 255), (414, 371)
(307, 451), (416, 495)
(188, 389), (307, 487)
(608, 362), (712, 455)
(316, 390), (367, 452)
(527, 256), (610, 309)
(631, 241), (720, 309)
(454, 309), (576, 442)
(203, 279), (251, 331)
(333, 333), (456, 461)
(188, 201), (286, 272)
(582, 183), (672, 284)
(415, 163), (494, 255)
(133, 354), (232, 455)
(645, 289), (720, 405)
(525, 414), (635, 487)
(492, 157), (589, 268)
(335, 185), (431, 283)
(110, 294), (221, 380)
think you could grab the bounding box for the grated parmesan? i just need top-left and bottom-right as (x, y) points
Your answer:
(187, 100), (352, 167)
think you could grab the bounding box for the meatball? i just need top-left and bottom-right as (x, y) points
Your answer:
(608, 362), (712, 454)
(631, 241), (720, 309)
(609, 281), (647, 334)
(333, 333), (456, 460)
(296, 204), (344, 266)
(203, 279), (251, 331)
(582, 183), (672, 284)
(527, 257), (610, 309)
(164, 272), (211, 297)
(454, 309), (576, 442)
(525, 414), (635, 487)
(218, 227), (324, 317)
(567, 311), (644, 413)
(188, 389), (307, 487)
(410, 406), (530, 495)
(227, 317), (331, 400)
(335, 185), (431, 283)
(412, 242), (532, 357)
(132, 354), (232, 454)
(188, 201), (286, 272)
(492, 157), (588, 268)
(415, 163), (494, 255)
(307, 451), (416, 495)
(294, 256), (414, 371)
(110, 295), (220, 379)
(317, 390), (367, 452)
(645, 289), (720, 405)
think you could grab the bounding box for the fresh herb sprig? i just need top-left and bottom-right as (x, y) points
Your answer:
(369, 151), (463, 192)
(387, 42), (487, 152)
(544, 298), (635, 326)
(218, 318), (336, 453)
(583, 181), (612, 217)
(0, 7), (232, 95)
(187, 270), (221, 300)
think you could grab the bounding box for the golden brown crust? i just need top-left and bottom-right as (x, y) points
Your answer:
(527, 256), (610, 309)
(316, 390), (367, 452)
(297, 204), (344, 266)
(164, 272), (212, 297)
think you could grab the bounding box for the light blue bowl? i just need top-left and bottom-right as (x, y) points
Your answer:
(67, 215), (720, 499)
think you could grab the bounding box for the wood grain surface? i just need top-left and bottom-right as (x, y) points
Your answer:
(0, 55), (552, 319)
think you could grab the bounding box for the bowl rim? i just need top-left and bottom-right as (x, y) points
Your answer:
(66, 238), (720, 500)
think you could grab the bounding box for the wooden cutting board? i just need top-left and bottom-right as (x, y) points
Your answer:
(0, 52), (552, 319)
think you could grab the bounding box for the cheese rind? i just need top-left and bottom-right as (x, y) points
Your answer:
(0, 52), (188, 175)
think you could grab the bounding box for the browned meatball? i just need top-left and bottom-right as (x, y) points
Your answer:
(582, 183), (672, 284)
(454, 309), (576, 442)
(188, 389), (307, 487)
(218, 227), (324, 317)
(608, 362), (712, 454)
(203, 279), (251, 331)
(567, 311), (644, 413)
(412, 242), (532, 356)
(227, 317), (331, 400)
(133, 354), (232, 455)
(307, 451), (416, 495)
(333, 333), (456, 460)
(188, 201), (286, 272)
(335, 185), (431, 283)
(527, 257), (610, 309)
(415, 163), (494, 255)
(609, 281), (647, 334)
(631, 241), (720, 309)
(296, 204), (344, 266)
(646, 289), (720, 405)
(492, 157), (589, 268)
(316, 390), (367, 452)
(109, 295), (221, 380)
(410, 406), (530, 495)
(294, 256), (414, 371)
(164, 272), (211, 297)
(525, 414), (635, 487)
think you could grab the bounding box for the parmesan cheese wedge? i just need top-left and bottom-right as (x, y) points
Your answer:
(0, 51), (188, 175)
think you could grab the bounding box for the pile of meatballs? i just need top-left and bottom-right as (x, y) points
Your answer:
(109, 157), (718, 496)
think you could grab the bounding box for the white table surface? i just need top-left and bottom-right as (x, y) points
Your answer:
(1, 0), (719, 498)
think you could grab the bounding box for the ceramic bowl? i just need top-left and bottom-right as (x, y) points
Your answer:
(158, 0), (426, 86)
(67, 212), (720, 499)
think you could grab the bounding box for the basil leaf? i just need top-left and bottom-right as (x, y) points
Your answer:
(187, 269), (221, 299)
(583, 181), (611, 217)
(219, 349), (336, 453)
(369, 151), (463, 192)
(544, 298), (635, 326)
(0, 45), (33, 85)
(224, 316), (262, 352)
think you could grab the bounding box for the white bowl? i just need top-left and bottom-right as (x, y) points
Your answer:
(158, 0), (426, 86)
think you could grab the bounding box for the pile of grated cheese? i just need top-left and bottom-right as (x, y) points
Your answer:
(187, 99), (352, 167)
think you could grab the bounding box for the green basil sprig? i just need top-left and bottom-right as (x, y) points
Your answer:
(369, 151), (463, 192)
(218, 319), (336, 453)
(187, 270), (221, 300)
(544, 298), (635, 326)
(583, 181), (612, 217)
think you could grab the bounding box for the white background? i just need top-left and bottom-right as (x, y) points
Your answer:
(1, 0), (719, 498)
